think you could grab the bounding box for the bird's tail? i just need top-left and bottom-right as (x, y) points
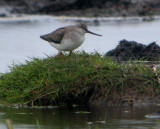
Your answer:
(40, 35), (46, 40)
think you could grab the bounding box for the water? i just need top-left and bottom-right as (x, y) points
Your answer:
(1, 15), (160, 128)
(0, 105), (160, 129)
(0, 15), (160, 73)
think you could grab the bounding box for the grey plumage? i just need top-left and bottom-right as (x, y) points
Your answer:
(40, 27), (65, 44)
(40, 23), (102, 45)
(40, 23), (102, 58)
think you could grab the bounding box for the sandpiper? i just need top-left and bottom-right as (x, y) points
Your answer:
(40, 23), (102, 57)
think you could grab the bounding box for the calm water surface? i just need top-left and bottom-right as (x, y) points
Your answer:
(0, 16), (160, 73)
(0, 105), (160, 129)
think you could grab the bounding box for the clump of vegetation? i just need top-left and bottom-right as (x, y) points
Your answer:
(0, 52), (159, 106)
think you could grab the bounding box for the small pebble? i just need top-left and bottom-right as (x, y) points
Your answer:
(95, 121), (106, 124)
(124, 111), (130, 113)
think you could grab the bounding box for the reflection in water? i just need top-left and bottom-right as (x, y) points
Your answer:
(0, 105), (159, 129)
(0, 16), (160, 73)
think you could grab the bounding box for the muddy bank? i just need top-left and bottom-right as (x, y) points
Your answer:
(106, 40), (160, 61)
(1, 0), (160, 17)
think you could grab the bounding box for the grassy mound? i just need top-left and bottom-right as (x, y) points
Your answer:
(0, 52), (160, 106)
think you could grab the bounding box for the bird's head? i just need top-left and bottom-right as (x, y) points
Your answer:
(77, 23), (102, 36)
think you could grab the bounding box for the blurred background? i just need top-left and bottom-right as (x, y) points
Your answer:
(1, 0), (160, 17)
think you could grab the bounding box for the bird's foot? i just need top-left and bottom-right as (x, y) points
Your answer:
(58, 52), (63, 60)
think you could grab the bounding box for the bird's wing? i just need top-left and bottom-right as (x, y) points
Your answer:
(40, 27), (65, 44)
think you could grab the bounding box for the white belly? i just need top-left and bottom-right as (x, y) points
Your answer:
(49, 36), (85, 51)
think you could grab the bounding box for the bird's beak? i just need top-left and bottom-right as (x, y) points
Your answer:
(87, 30), (102, 36)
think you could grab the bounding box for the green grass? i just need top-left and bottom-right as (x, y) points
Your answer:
(0, 52), (160, 106)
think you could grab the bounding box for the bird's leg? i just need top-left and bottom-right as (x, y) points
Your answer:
(69, 51), (72, 58)
(58, 51), (63, 60)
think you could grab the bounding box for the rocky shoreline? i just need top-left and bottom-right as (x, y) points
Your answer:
(1, 0), (160, 17)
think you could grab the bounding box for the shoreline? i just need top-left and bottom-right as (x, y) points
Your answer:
(1, 14), (160, 23)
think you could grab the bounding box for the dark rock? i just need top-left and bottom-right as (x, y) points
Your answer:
(106, 40), (160, 61)
(0, 14), (7, 17)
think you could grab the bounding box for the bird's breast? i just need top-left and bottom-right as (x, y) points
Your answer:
(60, 33), (85, 51)
(71, 32), (85, 43)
